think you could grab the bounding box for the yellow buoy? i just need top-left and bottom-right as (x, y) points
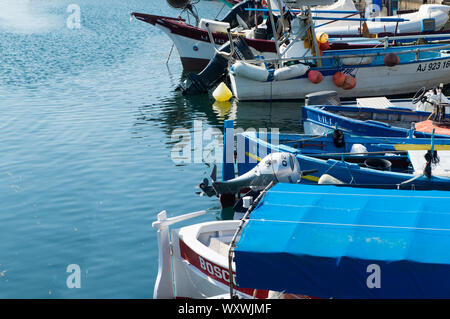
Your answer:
(212, 82), (233, 102)
(212, 101), (232, 118)
(316, 32), (329, 44)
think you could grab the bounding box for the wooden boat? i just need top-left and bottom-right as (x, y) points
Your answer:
(232, 129), (450, 189)
(153, 183), (450, 298)
(302, 89), (450, 137)
(192, 119), (450, 224)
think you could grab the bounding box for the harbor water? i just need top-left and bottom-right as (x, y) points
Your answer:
(0, 0), (302, 298)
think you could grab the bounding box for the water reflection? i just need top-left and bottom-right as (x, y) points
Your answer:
(133, 89), (305, 143)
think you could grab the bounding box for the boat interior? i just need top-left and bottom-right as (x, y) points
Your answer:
(197, 227), (239, 257)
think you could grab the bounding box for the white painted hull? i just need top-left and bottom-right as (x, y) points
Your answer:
(155, 24), (276, 71)
(156, 24), (217, 70)
(230, 56), (450, 101)
(170, 221), (259, 299)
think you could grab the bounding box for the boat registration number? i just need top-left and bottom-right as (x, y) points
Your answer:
(416, 60), (450, 72)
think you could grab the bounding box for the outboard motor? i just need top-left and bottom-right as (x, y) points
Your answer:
(212, 152), (302, 195)
(181, 36), (254, 95)
(221, 0), (264, 29)
(305, 91), (341, 106)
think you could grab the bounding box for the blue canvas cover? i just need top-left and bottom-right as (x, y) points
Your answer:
(233, 183), (450, 298)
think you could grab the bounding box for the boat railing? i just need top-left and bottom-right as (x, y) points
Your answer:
(331, 33), (450, 44)
(239, 42), (450, 66)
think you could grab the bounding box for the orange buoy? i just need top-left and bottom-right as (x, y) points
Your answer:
(384, 53), (399, 67)
(332, 72), (346, 87)
(342, 75), (357, 90)
(319, 41), (330, 51)
(308, 70), (323, 84)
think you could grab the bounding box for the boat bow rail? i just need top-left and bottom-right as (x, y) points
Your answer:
(152, 209), (206, 299)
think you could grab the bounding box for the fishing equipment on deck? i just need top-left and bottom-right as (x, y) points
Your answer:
(305, 90), (341, 106)
(332, 129), (345, 148)
(424, 149), (440, 178)
(364, 158), (392, 171)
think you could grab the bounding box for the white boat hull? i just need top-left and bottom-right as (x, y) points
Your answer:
(170, 220), (265, 299)
(229, 56), (450, 101)
(155, 24), (276, 71)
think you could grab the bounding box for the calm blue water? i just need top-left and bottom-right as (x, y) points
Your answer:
(0, 0), (301, 298)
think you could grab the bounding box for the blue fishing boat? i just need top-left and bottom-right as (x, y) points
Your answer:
(229, 129), (450, 189)
(233, 183), (450, 298)
(203, 121), (450, 205)
(302, 89), (450, 138)
(153, 182), (450, 299)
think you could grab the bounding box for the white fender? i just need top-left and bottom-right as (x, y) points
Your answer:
(341, 57), (373, 65)
(274, 64), (310, 81)
(318, 174), (344, 185)
(232, 61), (269, 82)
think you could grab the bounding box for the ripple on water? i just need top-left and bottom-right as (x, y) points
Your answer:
(0, 0), (306, 298)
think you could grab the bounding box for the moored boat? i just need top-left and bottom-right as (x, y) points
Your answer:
(131, 0), (450, 71)
(302, 88), (450, 137)
(231, 130), (450, 190)
(154, 182), (450, 298)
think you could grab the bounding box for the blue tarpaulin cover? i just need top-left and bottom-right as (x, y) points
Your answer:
(234, 183), (450, 298)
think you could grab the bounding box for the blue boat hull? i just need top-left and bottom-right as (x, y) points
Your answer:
(237, 131), (450, 190)
(302, 105), (450, 138)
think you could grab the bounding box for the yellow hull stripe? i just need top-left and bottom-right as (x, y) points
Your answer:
(302, 175), (320, 182)
(394, 144), (450, 151)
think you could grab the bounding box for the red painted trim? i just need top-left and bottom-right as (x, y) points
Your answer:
(179, 239), (269, 299)
(131, 12), (277, 53)
(180, 57), (210, 72)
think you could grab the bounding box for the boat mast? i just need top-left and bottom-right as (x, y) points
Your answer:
(267, 0), (282, 68)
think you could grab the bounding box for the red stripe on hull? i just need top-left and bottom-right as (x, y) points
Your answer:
(131, 12), (277, 53)
(178, 239), (269, 299)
